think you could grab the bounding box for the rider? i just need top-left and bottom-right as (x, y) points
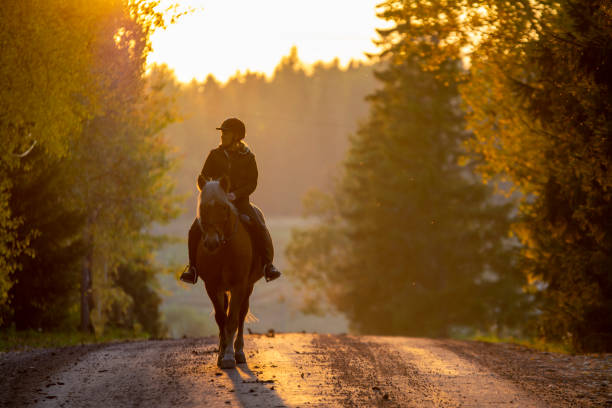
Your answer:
(180, 117), (282, 284)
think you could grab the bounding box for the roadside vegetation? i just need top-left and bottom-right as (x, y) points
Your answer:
(467, 333), (572, 355)
(0, 0), (186, 339)
(287, 0), (612, 353)
(1, 1), (610, 354)
(0, 328), (151, 352)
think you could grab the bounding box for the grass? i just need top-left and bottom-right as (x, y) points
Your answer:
(0, 327), (151, 353)
(468, 333), (572, 354)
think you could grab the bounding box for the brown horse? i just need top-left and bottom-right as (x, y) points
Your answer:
(195, 176), (263, 368)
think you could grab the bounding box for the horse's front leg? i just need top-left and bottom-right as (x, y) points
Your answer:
(205, 285), (227, 367)
(220, 286), (247, 369)
(234, 284), (254, 364)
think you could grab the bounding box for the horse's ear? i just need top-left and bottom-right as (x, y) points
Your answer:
(198, 174), (212, 191)
(219, 175), (231, 193)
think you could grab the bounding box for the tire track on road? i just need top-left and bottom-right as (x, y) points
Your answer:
(314, 334), (448, 407)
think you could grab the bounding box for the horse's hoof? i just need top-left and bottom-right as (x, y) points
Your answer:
(220, 357), (236, 369)
(235, 351), (246, 364)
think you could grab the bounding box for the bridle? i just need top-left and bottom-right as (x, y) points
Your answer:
(197, 205), (238, 247)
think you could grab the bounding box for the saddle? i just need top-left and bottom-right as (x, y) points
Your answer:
(238, 205), (265, 229)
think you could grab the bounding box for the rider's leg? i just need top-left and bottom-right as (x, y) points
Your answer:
(180, 219), (200, 284)
(235, 201), (281, 282)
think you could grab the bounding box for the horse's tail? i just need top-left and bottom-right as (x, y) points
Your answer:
(245, 309), (259, 323)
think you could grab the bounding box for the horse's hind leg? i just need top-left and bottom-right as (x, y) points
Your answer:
(235, 284), (254, 364)
(220, 287), (247, 369)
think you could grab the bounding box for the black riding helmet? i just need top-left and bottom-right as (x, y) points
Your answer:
(216, 117), (245, 140)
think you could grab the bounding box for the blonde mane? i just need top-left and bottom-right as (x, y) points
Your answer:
(197, 180), (237, 219)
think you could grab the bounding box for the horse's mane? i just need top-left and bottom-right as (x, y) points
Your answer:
(197, 180), (237, 219)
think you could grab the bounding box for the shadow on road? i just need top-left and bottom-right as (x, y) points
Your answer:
(224, 362), (288, 408)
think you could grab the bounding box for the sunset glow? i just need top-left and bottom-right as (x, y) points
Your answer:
(148, 0), (391, 83)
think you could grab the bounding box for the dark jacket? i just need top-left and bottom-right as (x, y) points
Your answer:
(199, 143), (258, 203)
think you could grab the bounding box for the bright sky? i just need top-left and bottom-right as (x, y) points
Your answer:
(148, 0), (391, 83)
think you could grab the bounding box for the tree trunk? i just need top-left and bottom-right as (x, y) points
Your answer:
(80, 238), (94, 333)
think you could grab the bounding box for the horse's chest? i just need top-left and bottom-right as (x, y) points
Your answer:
(202, 254), (245, 287)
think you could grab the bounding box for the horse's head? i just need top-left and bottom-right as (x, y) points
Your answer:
(196, 175), (234, 253)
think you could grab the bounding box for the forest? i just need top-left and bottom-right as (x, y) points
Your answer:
(1, 0), (610, 353)
(286, 0), (612, 352)
(161, 46), (377, 218)
(0, 0), (182, 337)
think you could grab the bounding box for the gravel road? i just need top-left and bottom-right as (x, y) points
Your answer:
(1, 334), (610, 407)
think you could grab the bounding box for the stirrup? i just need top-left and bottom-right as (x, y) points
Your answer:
(180, 265), (198, 284)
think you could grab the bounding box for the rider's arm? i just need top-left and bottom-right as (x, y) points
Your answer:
(232, 154), (258, 200)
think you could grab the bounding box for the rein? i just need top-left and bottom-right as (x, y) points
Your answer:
(198, 207), (239, 247)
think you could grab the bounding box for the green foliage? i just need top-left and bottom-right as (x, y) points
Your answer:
(467, 333), (571, 355)
(0, 0), (101, 324)
(0, 0), (184, 334)
(0, 181), (27, 325)
(65, 0), (182, 333)
(509, 1), (612, 352)
(110, 258), (166, 338)
(4, 151), (86, 330)
(0, 0), (98, 165)
(287, 35), (527, 336)
(375, 0), (612, 351)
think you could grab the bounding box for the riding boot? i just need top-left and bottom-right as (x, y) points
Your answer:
(254, 218), (281, 282)
(180, 219), (200, 284)
(263, 263), (282, 282)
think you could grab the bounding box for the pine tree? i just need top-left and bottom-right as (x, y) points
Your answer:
(5, 152), (86, 329)
(371, 0), (612, 351)
(510, 0), (612, 351)
(287, 46), (526, 336)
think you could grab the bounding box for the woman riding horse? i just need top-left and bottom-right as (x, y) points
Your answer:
(180, 117), (281, 284)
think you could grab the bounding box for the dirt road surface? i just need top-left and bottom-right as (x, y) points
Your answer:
(1, 334), (611, 407)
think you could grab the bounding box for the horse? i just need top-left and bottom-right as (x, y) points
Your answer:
(195, 175), (263, 368)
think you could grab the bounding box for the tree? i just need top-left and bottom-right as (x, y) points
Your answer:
(0, 0), (185, 332)
(0, 0), (100, 324)
(110, 257), (166, 337)
(5, 151), (86, 330)
(374, 0), (612, 350)
(287, 41), (525, 336)
(493, 1), (612, 351)
(68, 1), (181, 332)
